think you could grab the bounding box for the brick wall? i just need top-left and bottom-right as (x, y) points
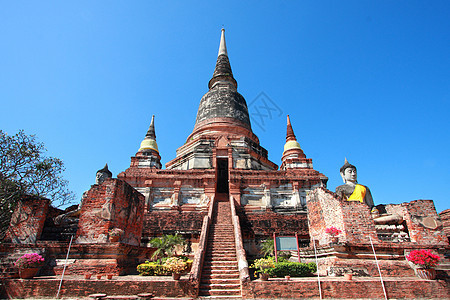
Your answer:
(142, 211), (207, 237)
(6, 196), (49, 244)
(4, 277), (196, 298)
(238, 210), (309, 238)
(306, 188), (350, 245)
(404, 200), (448, 245)
(439, 209), (450, 243)
(241, 278), (449, 299)
(76, 178), (145, 246)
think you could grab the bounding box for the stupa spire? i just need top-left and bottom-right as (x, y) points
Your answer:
(218, 28), (228, 56)
(208, 28), (237, 89)
(286, 115), (297, 142)
(282, 115), (306, 163)
(139, 115), (159, 153)
(145, 115), (156, 139)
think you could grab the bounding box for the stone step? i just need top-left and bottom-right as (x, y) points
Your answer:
(200, 283), (241, 290)
(204, 260), (237, 267)
(205, 256), (236, 261)
(205, 252), (236, 257)
(198, 289), (241, 296)
(201, 272), (240, 279)
(104, 296), (139, 300)
(197, 296), (242, 299)
(205, 250), (236, 254)
(205, 249), (235, 253)
(200, 278), (240, 285)
(207, 245), (235, 249)
(207, 243), (235, 247)
(203, 263), (238, 268)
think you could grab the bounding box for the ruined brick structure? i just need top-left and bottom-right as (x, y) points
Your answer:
(2, 29), (449, 299)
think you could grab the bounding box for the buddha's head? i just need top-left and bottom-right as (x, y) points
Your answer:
(340, 158), (357, 184)
(95, 163), (112, 185)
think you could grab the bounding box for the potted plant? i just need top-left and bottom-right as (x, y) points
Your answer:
(14, 253), (45, 279)
(109, 228), (124, 243)
(325, 226), (342, 244)
(250, 257), (275, 281)
(164, 257), (187, 280)
(406, 249), (441, 280)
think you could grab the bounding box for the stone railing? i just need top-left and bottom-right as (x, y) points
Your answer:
(230, 195), (250, 282)
(189, 194), (215, 288)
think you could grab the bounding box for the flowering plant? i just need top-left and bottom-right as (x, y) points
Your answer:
(406, 249), (441, 269)
(325, 226), (342, 237)
(14, 253), (45, 269)
(163, 257), (187, 274)
(250, 257), (275, 274)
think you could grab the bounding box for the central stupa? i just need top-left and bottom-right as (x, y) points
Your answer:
(166, 29), (276, 171)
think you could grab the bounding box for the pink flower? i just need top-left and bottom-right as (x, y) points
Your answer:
(14, 253), (45, 269)
(406, 249), (441, 269)
(325, 226), (342, 237)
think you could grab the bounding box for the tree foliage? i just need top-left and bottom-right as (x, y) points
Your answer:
(260, 239), (275, 257)
(149, 234), (185, 260)
(0, 130), (74, 239)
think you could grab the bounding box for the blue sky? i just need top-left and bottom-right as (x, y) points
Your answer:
(1, 1), (449, 213)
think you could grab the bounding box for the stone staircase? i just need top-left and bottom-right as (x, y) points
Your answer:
(199, 194), (241, 298)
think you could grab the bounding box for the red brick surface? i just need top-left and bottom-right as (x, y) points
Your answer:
(440, 208), (450, 243)
(5, 196), (49, 244)
(4, 276), (449, 299)
(242, 277), (450, 299)
(76, 178), (145, 246)
(4, 276), (196, 299)
(142, 211), (206, 237)
(405, 200), (448, 245)
(238, 209), (309, 237)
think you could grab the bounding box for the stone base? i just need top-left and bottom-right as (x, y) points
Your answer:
(0, 242), (155, 277)
(3, 275), (449, 299)
(242, 277), (450, 299)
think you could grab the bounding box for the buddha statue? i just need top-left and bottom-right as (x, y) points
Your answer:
(54, 164), (112, 226)
(335, 159), (374, 208)
(95, 164), (112, 185)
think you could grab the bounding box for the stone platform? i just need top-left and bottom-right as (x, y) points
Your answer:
(2, 274), (449, 299)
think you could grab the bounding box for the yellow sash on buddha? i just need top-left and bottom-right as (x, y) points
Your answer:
(347, 184), (366, 203)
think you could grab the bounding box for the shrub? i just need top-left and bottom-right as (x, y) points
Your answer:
(137, 261), (170, 276)
(278, 251), (292, 261)
(250, 257), (275, 274)
(164, 257), (187, 275)
(267, 261), (316, 277)
(307, 262), (317, 273)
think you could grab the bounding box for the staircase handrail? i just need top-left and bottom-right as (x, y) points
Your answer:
(229, 195), (250, 282)
(189, 194), (215, 288)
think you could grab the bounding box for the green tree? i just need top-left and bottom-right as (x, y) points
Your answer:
(0, 130), (74, 240)
(260, 239), (275, 257)
(149, 234), (185, 260)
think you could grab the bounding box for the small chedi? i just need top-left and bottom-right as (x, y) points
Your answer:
(1, 28), (449, 299)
